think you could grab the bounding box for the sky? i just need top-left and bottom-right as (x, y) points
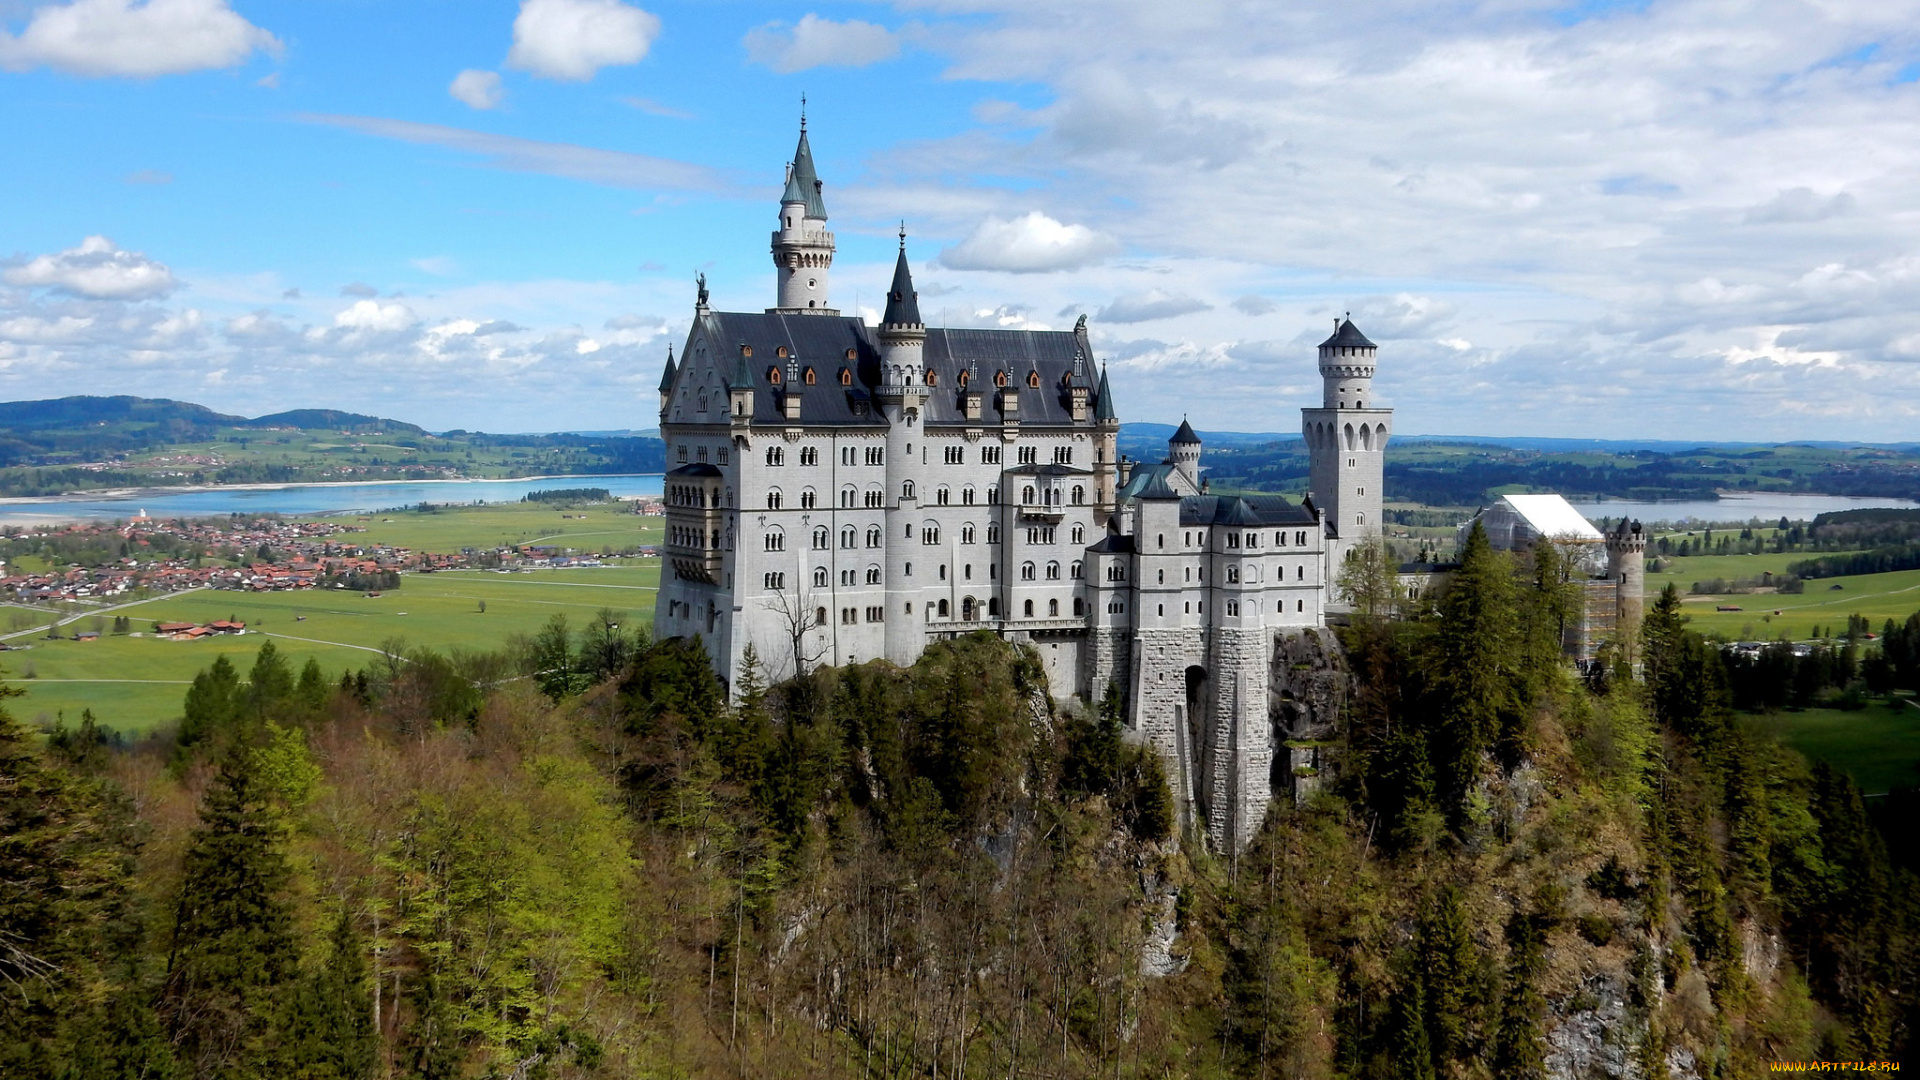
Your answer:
(5, 0), (1920, 439)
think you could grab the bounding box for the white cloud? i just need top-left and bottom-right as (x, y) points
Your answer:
(449, 69), (504, 110)
(1745, 188), (1857, 225)
(0, 0), (278, 77)
(332, 299), (417, 333)
(505, 0), (658, 82)
(1231, 294), (1276, 316)
(744, 14), (898, 74)
(3, 236), (177, 299)
(1098, 289), (1211, 323)
(937, 212), (1121, 273)
(299, 113), (724, 193)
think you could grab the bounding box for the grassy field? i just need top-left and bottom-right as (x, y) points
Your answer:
(340, 501), (662, 553)
(3, 564), (661, 735)
(1644, 550), (1920, 640)
(1742, 700), (1920, 795)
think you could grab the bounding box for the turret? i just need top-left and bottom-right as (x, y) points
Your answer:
(727, 344), (756, 431)
(877, 233), (925, 388)
(1094, 363), (1119, 513)
(1607, 518), (1647, 656)
(1169, 417), (1202, 490)
(769, 120), (837, 314)
(1318, 316), (1377, 410)
(657, 344), (677, 416)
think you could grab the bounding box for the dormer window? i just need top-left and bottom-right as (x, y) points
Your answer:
(845, 348), (857, 360)
(776, 345), (789, 359)
(957, 370), (970, 388)
(740, 345), (752, 358)
(767, 367), (782, 385)
(803, 367), (816, 385)
(925, 370), (939, 386)
(994, 370), (1008, 388)
(1027, 370), (1041, 388)
(839, 367), (852, 386)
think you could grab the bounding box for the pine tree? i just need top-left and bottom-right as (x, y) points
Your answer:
(66, 968), (180, 1080)
(177, 656), (241, 751)
(1431, 521), (1518, 815)
(269, 910), (376, 1080)
(160, 745), (299, 1078)
(247, 639), (294, 716)
(296, 658), (329, 713)
(1393, 967), (1438, 1080)
(1493, 909), (1548, 1079)
(1421, 885), (1478, 1064)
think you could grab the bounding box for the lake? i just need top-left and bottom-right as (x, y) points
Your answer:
(0, 474), (665, 525)
(1573, 493), (1919, 527)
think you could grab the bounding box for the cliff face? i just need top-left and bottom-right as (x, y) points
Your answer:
(1270, 628), (1347, 804)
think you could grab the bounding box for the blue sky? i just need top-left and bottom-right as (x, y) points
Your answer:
(6, 0), (1920, 439)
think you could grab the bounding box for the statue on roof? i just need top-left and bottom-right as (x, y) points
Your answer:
(695, 272), (709, 309)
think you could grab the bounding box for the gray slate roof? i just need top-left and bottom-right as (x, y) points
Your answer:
(788, 129), (828, 220)
(882, 246), (921, 327)
(1171, 418), (1201, 444)
(1179, 495), (1317, 527)
(1319, 318), (1375, 350)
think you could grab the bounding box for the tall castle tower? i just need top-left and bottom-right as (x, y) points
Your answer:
(1302, 317), (1390, 558)
(875, 234), (928, 665)
(769, 119), (836, 315)
(1606, 518), (1647, 659)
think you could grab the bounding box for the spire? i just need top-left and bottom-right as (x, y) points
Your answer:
(1171, 417), (1201, 445)
(789, 123), (828, 220)
(728, 346), (756, 391)
(1318, 317), (1375, 350)
(657, 344), (677, 392)
(882, 234), (922, 328)
(1094, 364), (1117, 421)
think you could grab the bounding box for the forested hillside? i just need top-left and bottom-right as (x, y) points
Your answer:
(2, 530), (1915, 1078)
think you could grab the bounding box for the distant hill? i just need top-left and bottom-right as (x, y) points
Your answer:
(247, 409), (425, 436)
(0, 396), (427, 467)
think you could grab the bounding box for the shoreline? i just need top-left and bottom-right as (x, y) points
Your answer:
(0, 472), (665, 507)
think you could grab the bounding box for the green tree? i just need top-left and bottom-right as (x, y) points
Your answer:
(160, 746), (299, 1078)
(176, 655), (241, 751)
(1393, 967), (1438, 1080)
(1493, 908), (1548, 1079)
(1431, 521), (1518, 814)
(1338, 536), (1401, 626)
(268, 910), (376, 1080)
(247, 639), (294, 715)
(1420, 884), (1480, 1064)
(295, 658), (329, 713)
(531, 614), (580, 700)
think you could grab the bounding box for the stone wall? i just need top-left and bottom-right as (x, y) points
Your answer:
(1269, 628), (1348, 805)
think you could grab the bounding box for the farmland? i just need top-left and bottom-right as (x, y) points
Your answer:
(1645, 548), (1920, 641)
(2, 499), (665, 734)
(1741, 700), (1920, 795)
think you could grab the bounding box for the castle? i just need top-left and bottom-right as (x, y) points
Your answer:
(652, 122), (1642, 852)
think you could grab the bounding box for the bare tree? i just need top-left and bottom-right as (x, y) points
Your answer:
(762, 581), (829, 682)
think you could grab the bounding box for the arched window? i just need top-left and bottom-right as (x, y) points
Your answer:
(1355, 512), (1366, 527)
(1021, 561), (1036, 581)
(764, 529), (785, 552)
(902, 480), (916, 500)
(1049, 598), (1059, 616)
(1073, 597), (1085, 616)
(867, 565), (881, 584)
(766, 446), (784, 466)
(840, 526), (856, 548)
(1022, 485), (1036, 504)
(1070, 524), (1084, 545)
(936, 486), (950, 505)
(1027, 369), (1040, 388)
(937, 599), (949, 617)
(962, 596), (977, 620)
(817, 606), (828, 626)
(1071, 485), (1085, 505)
(812, 567), (828, 588)
(987, 485), (998, 504)
(768, 366), (782, 384)
(1023, 599), (1034, 617)
(812, 527), (829, 550)
(1046, 561), (1060, 580)
(1070, 560), (1083, 579)
(994, 369), (1008, 387)
(866, 526), (882, 547)
(800, 488), (816, 509)
(840, 485), (857, 508)
(1226, 566), (1238, 583)
(865, 488), (885, 508)
(987, 524), (1000, 544)
(922, 523), (940, 545)
(962, 524), (975, 544)
(1228, 600), (1239, 616)
(766, 488), (782, 510)
(962, 486), (976, 505)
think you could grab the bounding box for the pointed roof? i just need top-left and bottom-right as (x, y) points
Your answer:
(1136, 470), (1182, 500)
(882, 243), (921, 327)
(1094, 365), (1117, 421)
(728, 345), (756, 391)
(657, 345), (677, 392)
(1170, 418), (1201, 445)
(1318, 318), (1375, 350)
(787, 127), (828, 220)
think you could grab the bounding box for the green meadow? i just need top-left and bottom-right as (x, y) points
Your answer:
(4, 498), (666, 738)
(1740, 699), (1920, 795)
(1646, 551), (1920, 641)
